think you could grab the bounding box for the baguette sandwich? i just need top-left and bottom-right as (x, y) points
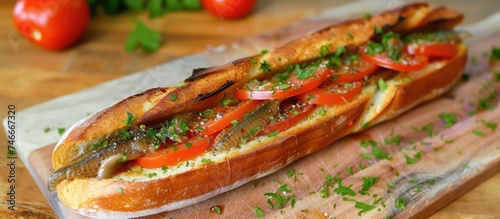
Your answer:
(48, 3), (467, 218)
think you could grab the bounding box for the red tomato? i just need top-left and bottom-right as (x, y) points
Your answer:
(260, 99), (315, 136)
(234, 65), (331, 100)
(191, 100), (263, 136)
(359, 49), (428, 73)
(132, 134), (216, 168)
(329, 57), (378, 83)
(202, 0), (257, 19)
(297, 81), (363, 105)
(406, 43), (457, 58)
(12, 0), (90, 50)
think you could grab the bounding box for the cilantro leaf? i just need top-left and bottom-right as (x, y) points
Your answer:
(125, 21), (163, 52)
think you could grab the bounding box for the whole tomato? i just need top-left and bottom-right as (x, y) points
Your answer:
(202, 0), (257, 20)
(12, 0), (90, 50)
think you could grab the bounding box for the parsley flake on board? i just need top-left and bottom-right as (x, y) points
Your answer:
(254, 207), (265, 217)
(372, 143), (392, 160)
(355, 201), (376, 216)
(481, 120), (498, 131)
(439, 113), (457, 128)
(211, 205), (222, 214)
(359, 177), (379, 195)
(333, 184), (356, 196)
(395, 197), (406, 209)
(472, 129), (486, 137)
(404, 153), (416, 165)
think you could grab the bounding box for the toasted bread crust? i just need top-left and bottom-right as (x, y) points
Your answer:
(52, 3), (467, 218)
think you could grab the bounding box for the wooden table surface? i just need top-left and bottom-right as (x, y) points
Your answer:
(1, 0), (499, 218)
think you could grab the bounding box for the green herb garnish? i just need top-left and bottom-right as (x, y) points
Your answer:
(254, 207), (265, 217)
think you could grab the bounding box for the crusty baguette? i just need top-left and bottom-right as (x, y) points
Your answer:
(51, 3), (467, 218)
(52, 3), (429, 170)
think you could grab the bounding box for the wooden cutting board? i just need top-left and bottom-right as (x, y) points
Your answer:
(7, 1), (500, 218)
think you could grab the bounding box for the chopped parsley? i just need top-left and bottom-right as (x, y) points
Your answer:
(472, 129), (486, 137)
(118, 152), (128, 162)
(260, 60), (271, 73)
(146, 172), (157, 178)
(355, 201), (375, 216)
(222, 98), (238, 106)
(481, 120), (498, 131)
(118, 128), (132, 140)
(378, 78), (387, 92)
(395, 197), (406, 209)
(117, 187), (124, 194)
(123, 111), (137, 126)
(372, 143), (392, 160)
(364, 12), (372, 19)
(231, 120), (238, 127)
(333, 184), (356, 196)
(439, 113), (457, 128)
(259, 49), (268, 56)
(347, 166), (354, 176)
(358, 177), (379, 195)
(250, 126), (261, 134)
(348, 32), (354, 40)
(360, 153), (372, 159)
(265, 193), (293, 209)
(211, 205), (222, 214)
(295, 64), (315, 80)
(169, 93), (178, 101)
(268, 130), (279, 138)
(58, 127), (66, 135)
(43, 127), (50, 133)
(254, 207), (265, 217)
(201, 158), (212, 163)
(318, 108), (326, 116)
(319, 186), (330, 198)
